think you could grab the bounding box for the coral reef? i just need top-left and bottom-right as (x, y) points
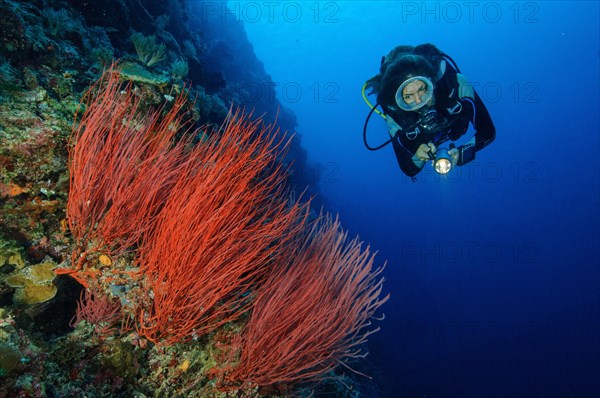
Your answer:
(4, 261), (58, 305)
(130, 32), (167, 67)
(213, 215), (389, 394)
(0, 1), (381, 397)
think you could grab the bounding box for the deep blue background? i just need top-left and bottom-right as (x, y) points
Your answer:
(217, 1), (599, 396)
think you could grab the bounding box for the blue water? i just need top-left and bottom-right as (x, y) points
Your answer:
(224, 1), (599, 396)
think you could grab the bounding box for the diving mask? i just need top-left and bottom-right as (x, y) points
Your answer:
(395, 76), (434, 112)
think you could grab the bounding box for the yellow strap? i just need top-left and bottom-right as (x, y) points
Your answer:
(361, 82), (386, 119)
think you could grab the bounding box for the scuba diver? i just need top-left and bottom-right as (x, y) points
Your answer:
(362, 43), (496, 179)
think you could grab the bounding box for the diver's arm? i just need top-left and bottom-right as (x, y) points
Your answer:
(454, 73), (495, 152)
(450, 91), (496, 166)
(437, 56), (496, 165)
(391, 138), (425, 177)
(471, 91), (496, 151)
(386, 116), (426, 176)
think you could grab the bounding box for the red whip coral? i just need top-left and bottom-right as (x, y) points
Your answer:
(135, 110), (308, 346)
(216, 214), (389, 393)
(66, 69), (190, 272)
(70, 288), (122, 338)
(64, 67), (308, 345)
(63, 71), (388, 395)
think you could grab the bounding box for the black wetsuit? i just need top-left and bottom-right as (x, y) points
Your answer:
(379, 46), (496, 178)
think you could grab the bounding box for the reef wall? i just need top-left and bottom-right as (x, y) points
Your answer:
(0, 0), (387, 397)
(0, 0), (316, 261)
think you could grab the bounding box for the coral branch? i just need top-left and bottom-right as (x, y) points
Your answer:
(216, 214), (389, 392)
(70, 288), (121, 338)
(135, 110), (308, 346)
(67, 68), (190, 271)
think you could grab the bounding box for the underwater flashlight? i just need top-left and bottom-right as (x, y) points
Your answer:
(432, 147), (453, 174)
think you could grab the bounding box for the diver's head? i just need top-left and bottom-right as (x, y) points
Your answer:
(395, 76), (434, 112)
(377, 54), (436, 111)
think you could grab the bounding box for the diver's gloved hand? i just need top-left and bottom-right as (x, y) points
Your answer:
(415, 142), (436, 161)
(456, 73), (474, 99)
(448, 147), (460, 165)
(450, 138), (477, 165)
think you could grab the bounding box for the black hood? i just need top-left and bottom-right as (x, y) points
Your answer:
(377, 53), (436, 110)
